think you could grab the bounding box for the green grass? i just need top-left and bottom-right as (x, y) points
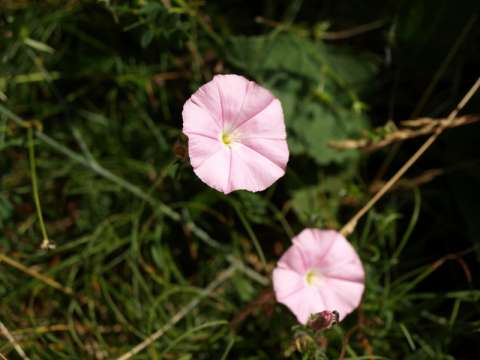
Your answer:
(1, 1), (480, 359)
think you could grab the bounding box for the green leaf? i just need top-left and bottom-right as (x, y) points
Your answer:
(290, 176), (354, 227)
(141, 29), (154, 48)
(227, 33), (377, 164)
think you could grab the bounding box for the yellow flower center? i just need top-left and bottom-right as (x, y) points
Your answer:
(221, 131), (233, 146)
(305, 270), (321, 286)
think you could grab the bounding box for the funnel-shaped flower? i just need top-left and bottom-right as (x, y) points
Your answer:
(273, 229), (365, 324)
(182, 74), (289, 194)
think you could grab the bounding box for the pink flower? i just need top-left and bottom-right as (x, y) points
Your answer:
(273, 229), (365, 324)
(182, 74), (289, 194)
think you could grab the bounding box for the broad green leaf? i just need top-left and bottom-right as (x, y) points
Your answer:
(227, 33), (377, 164)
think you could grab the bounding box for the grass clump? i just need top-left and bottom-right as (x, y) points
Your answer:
(1, 1), (480, 359)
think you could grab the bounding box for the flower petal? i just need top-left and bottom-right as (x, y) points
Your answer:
(193, 147), (231, 193)
(239, 138), (289, 169)
(214, 74), (277, 130)
(187, 133), (223, 169)
(322, 255), (365, 283)
(318, 234), (364, 281)
(234, 99), (286, 139)
(292, 229), (338, 270)
(183, 99), (222, 138)
(277, 243), (309, 274)
(213, 74), (250, 129)
(277, 286), (326, 325)
(273, 267), (305, 300)
(320, 278), (365, 321)
(189, 78), (223, 128)
(235, 79), (276, 125)
(227, 143), (285, 193)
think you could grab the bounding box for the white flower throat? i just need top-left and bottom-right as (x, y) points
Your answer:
(305, 269), (323, 286)
(220, 128), (240, 147)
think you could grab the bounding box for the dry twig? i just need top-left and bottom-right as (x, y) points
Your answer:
(340, 78), (480, 236)
(230, 288), (275, 331)
(12, 323), (123, 340)
(116, 266), (236, 360)
(369, 168), (444, 193)
(0, 320), (30, 360)
(329, 115), (480, 153)
(0, 253), (73, 295)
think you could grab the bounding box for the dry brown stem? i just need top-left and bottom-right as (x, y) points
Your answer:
(340, 78), (480, 237)
(0, 320), (30, 360)
(329, 114), (480, 153)
(369, 168), (444, 193)
(0, 253), (73, 295)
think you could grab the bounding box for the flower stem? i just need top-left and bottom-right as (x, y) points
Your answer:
(27, 127), (53, 249)
(229, 198), (266, 267)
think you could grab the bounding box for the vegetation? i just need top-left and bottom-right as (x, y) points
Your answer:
(1, 0), (480, 359)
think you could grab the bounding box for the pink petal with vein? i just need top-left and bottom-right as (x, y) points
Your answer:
(193, 148), (231, 194)
(276, 286), (327, 325)
(187, 134), (223, 169)
(228, 143), (285, 193)
(239, 138), (289, 169)
(213, 74), (249, 128)
(272, 268), (304, 299)
(183, 101), (222, 138)
(234, 99), (286, 139)
(277, 242), (309, 274)
(189, 79), (223, 128)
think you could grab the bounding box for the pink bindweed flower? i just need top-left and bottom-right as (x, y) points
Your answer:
(182, 74), (289, 194)
(273, 229), (365, 324)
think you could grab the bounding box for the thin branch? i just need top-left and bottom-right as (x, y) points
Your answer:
(0, 320), (30, 360)
(116, 266), (236, 360)
(27, 127), (55, 250)
(254, 17), (386, 40)
(412, 15), (477, 117)
(319, 19), (387, 40)
(368, 168), (444, 193)
(230, 288), (275, 331)
(12, 323), (123, 340)
(329, 114), (480, 152)
(0, 253), (73, 295)
(340, 78), (480, 236)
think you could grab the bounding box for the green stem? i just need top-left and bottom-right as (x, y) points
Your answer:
(392, 188), (421, 261)
(0, 104), (221, 249)
(229, 198), (266, 267)
(27, 127), (51, 248)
